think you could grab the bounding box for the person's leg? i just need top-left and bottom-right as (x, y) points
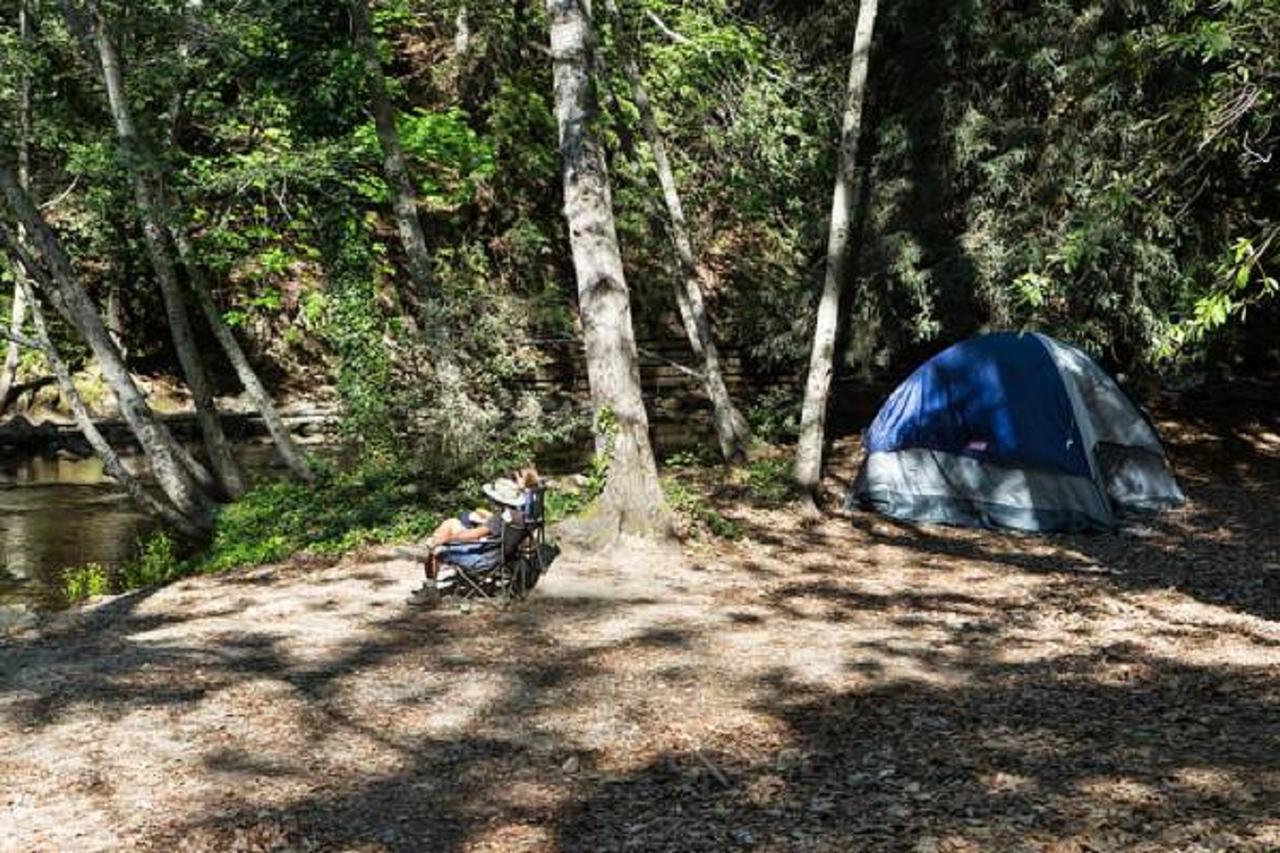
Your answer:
(408, 549), (442, 608)
(430, 517), (469, 545)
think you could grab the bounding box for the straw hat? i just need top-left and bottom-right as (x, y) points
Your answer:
(482, 478), (524, 508)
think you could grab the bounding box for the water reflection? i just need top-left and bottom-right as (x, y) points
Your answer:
(0, 445), (290, 610)
(0, 454), (153, 609)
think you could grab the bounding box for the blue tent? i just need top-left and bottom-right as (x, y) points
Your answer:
(848, 332), (1184, 532)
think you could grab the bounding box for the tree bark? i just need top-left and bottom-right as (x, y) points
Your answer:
(171, 229), (315, 483)
(606, 0), (751, 462)
(793, 0), (878, 506)
(454, 4), (471, 61)
(85, 1), (247, 498)
(0, 166), (214, 531)
(160, 0), (313, 484)
(547, 0), (669, 542)
(349, 0), (435, 299)
(8, 275), (206, 539)
(0, 0), (34, 417)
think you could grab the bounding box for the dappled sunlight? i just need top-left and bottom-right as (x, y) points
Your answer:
(3, 414), (1279, 849)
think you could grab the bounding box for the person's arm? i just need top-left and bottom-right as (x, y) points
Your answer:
(439, 525), (496, 546)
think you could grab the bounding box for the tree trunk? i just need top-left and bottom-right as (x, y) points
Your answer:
(547, 0), (669, 542)
(7, 276), (205, 539)
(166, 0), (204, 147)
(793, 0), (878, 506)
(85, 1), (247, 499)
(349, 0), (434, 299)
(454, 4), (471, 61)
(105, 274), (127, 355)
(606, 0), (751, 462)
(159, 0), (313, 485)
(0, 0), (33, 417)
(0, 166), (214, 532)
(171, 229), (316, 483)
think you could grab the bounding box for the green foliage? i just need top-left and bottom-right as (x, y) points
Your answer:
(543, 416), (614, 523)
(196, 462), (450, 574)
(663, 478), (743, 541)
(61, 563), (110, 603)
(663, 446), (718, 470)
(490, 408), (592, 477)
(852, 0), (1278, 373)
(352, 108), (495, 208)
(2, 0), (1275, 516)
(744, 455), (798, 508)
(319, 215), (396, 458)
(745, 387), (801, 445)
(121, 531), (180, 589)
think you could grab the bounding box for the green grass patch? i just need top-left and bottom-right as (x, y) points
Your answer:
(61, 563), (111, 602)
(663, 478), (744, 541)
(194, 462), (462, 574)
(60, 460), (481, 604)
(58, 451), (607, 605)
(743, 454), (799, 507)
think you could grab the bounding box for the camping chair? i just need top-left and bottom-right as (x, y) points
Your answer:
(434, 486), (551, 601)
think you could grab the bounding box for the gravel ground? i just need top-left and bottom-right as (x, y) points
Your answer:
(2, 412), (1278, 852)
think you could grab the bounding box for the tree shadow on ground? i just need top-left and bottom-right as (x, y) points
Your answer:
(5, 412), (1277, 851)
(552, 649), (1280, 851)
(833, 415), (1280, 624)
(720, 405), (1279, 624)
(111, 563), (1279, 851)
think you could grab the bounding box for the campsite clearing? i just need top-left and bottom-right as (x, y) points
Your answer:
(2, 408), (1278, 852)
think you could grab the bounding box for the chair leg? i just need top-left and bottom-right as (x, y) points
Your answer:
(456, 569), (492, 600)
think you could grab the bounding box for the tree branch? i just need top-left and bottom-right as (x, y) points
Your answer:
(645, 9), (693, 46)
(0, 326), (41, 351)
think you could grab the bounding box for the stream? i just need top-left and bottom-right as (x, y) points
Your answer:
(0, 444), (285, 611)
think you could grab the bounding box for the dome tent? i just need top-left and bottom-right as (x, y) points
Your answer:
(847, 332), (1184, 532)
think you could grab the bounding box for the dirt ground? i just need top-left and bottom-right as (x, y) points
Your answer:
(2, 408), (1278, 852)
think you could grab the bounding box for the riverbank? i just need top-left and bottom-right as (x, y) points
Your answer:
(3, 410), (1278, 851)
(0, 403), (338, 460)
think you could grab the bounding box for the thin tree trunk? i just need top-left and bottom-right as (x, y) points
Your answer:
(6, 276), (205, 539)
(171, 230), (315, 483)
(0, 166), (214, 531)
(547, 0), (669, 542)
(454, 4), (471, 61)
(606, 0), (750, 462)
(349, 0), (434, 298)
(166, 0), (203, 147)
(85, 1), (247, 498)
(0, 0), (34, 416)
(161, 0), (313, 484)
(793, 0), (878, 506)
(105, 274), (127, 355)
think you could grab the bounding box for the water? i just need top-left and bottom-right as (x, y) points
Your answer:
(0, 444), (286, 610)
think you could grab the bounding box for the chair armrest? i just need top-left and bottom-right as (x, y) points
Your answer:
(437, 539), (500, 556)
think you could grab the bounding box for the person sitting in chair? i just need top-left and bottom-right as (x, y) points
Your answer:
(405, 469), (540, 607)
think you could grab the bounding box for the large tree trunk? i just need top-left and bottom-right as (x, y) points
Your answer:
(2, 276), (206, 539)
(0, 0), (34, 417)
(547, 0), (669, 541)
(171, 230), (315, 483)
(85, 1), (247, 499)
(793, 0), (878, 506)
(349, 0), (434, 299)
(0, 167), (215, 532)
(606, 0), (750, 462)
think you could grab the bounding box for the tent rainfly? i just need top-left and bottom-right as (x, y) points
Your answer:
(848, 332), (1184, 533)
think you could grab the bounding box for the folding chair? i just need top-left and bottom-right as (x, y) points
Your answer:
(434, 486), (552, 601)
